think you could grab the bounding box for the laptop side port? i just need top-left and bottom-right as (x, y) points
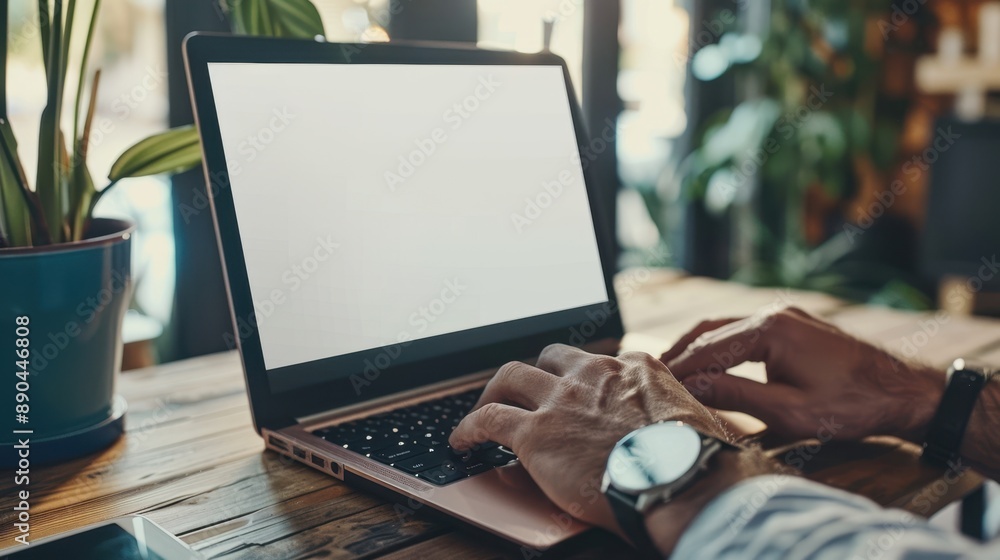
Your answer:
(267, 434), (289, 451)
(311, 455), (326, 468)
(329, 461), (342, 476)
(293, 446), (307, 460)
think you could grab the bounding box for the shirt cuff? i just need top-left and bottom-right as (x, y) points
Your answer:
(670, 475), (879, 560)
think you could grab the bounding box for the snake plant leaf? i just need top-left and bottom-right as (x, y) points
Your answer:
(227, 0), (325, 39)
(0, 162), (18, 247)
(66, 69), (102, 241)
(1, 0), (8, 118)
(69, 157), (95, 241)
(73, 0), (102, 157)
(37, 0), (67, 244)
(37, 0), (51, 73)
(108, 125), (202, 181)
(0, 118), (51, 245)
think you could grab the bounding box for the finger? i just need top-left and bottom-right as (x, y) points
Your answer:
(450, 402), (529, 451)
(660, 318), (744, 364)
(617, 351), (670, 374)
(473, 361), (557, 412)
(534, 343), (599, 376)
(666, 316), (777, 380)
(681, 372), (793, 425)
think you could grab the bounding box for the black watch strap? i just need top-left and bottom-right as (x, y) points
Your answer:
(922, 360), (991, 468)
(606, 486), (661, 558)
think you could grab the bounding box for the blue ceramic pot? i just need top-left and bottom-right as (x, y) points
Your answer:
(1, 218), (133, 466)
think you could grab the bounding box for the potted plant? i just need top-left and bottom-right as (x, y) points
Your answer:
(1, 0), (325, 466)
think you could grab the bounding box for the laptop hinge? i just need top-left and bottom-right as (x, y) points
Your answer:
(292, 337), (621, 427)
(293, 367), (496, 426)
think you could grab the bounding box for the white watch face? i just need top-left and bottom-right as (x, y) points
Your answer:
(606, 422), (702, 494)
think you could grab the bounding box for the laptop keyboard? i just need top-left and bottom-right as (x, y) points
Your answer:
(313, 388), (518, 485)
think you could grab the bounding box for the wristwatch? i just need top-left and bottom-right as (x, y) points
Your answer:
(921, 359), (992, 468)
(601, 421), (737, 555)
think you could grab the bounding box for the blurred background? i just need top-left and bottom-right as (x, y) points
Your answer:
(7, 0), (1000, 365)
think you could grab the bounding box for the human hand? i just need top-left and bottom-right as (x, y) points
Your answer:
(661, 307), (945, 444)
(449, 345), (729, 534)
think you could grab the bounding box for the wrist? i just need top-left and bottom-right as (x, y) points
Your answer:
(888, 363), (946, 444)
(643, 447), (779, 556)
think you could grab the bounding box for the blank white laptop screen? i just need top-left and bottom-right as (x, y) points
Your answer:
(207, 63), (609, 371)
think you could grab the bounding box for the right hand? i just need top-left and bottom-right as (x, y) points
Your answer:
(449, 345), (728, 533)
(660, 307), (945, 444)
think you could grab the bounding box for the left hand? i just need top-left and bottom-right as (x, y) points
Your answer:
(448, 344), (729, 533)
(659, 307), (945, 444)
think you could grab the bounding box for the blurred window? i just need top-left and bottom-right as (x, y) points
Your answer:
(476, 0), (691, 261)
(618, 0), (690, 259)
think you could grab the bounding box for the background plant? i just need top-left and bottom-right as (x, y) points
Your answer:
(673, 0), (932, 309)
(0, 0), (324, 249)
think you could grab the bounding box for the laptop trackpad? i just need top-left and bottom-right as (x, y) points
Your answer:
(431, 462), (591, 549)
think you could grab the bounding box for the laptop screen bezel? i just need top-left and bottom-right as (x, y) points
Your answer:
(183, 33), (624, 432)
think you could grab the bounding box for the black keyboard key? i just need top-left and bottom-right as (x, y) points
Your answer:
(372, 443), (425, 464)
(419, 462), (466, 485)
(476, 447), (516, 466)
(318, 388), (502, 480)
(346, 436), (394, 455)
(318, 427), (364, 445)
(421, 436), (447, 448)
(395, 452), (445, 474)
(458, 460), (492, 476)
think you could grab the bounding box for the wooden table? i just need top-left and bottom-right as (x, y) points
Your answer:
(4, 270), (999, 558)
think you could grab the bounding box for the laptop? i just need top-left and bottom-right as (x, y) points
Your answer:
(183, 33), (624, 551)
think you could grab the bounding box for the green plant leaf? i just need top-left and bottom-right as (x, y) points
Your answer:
(72, 0), (101, 158)
(37, 0), (67, 244)
(0, 118), (51, 245)
(62, 0), (77, 87)
(1, 0), (8, 119)
(68, 156), (94, 241)
(108, 125), (201, 181)
(37, 0), (50, 73)
(0, 158), (28, 247)
(227, 0), (325, 39)
(68, 68), (100, 241)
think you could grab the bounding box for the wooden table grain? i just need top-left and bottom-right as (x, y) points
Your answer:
(4, 270), (999, 559)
